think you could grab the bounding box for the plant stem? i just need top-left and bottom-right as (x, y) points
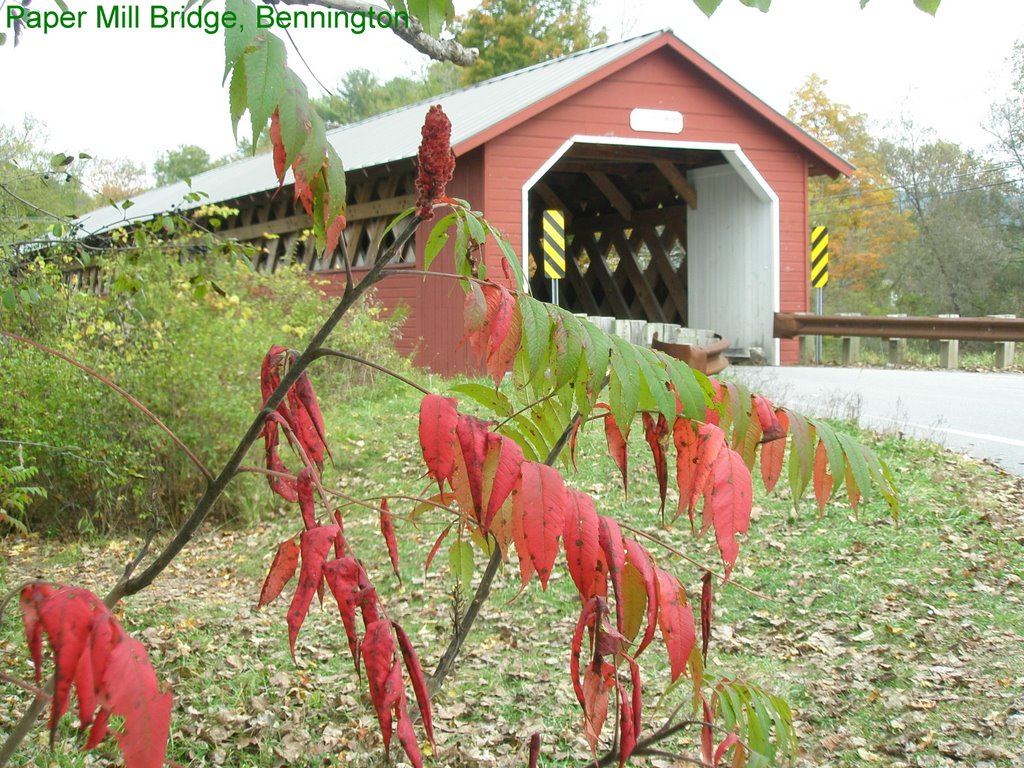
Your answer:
(427, 404), (583, 695)
(0, 331), (212, 481)
(105, 215), (421, 604)
(313, 348), (431, 395)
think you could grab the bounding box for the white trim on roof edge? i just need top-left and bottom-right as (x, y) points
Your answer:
(520, 135), (781, 364)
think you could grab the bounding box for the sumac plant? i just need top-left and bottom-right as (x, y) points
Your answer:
(0, 102), (898, 768)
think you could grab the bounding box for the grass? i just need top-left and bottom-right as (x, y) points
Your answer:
(813, 336), (1023, 371)
(2, 375), (1023, 767)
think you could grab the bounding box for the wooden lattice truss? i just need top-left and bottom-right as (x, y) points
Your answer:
(215, 163), (418, 274)
(528, 145), (727, 325)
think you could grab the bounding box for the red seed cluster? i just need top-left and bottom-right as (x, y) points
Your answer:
(414, 105), (455, 219)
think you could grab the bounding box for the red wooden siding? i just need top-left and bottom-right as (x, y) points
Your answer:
(318, 148), (487, 378)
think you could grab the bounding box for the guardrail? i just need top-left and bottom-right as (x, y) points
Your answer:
(774, 312), (1022, 369)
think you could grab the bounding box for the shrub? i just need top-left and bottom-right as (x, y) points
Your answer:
(0, 249), (406, 533)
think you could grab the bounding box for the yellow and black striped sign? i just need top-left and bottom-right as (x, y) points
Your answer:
(542, 209), (566, 279)
(810, 225), (829, 288)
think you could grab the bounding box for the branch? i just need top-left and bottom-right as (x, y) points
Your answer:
(312, 348), (432, 395)
(103, 214), (422, 605)
(275, 0), (478, 66)
(0, 331), (213, 481)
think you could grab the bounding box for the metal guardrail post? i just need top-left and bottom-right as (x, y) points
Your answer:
(991, 315), (1017, 368)
(938, 314), (960, 369)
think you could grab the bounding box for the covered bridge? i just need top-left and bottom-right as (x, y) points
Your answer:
(75, 29), (852, 373)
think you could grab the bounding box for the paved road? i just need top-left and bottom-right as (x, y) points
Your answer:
(729, 367), (1024, 478)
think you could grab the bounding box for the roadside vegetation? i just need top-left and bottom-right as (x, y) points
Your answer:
(2, 371), (1021, 767)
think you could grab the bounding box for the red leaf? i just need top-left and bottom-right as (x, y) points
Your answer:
(759, 409), (790, 493)
(291, 369), (332, 468)
(463, 281), (487, 337)
(98, 636), (172, 768)
(37, 587), (105, 735)
(673, 418), (700, 527)
(286, 524), (339, 658)
(700, 571), (713, 662)
(322, 556), (364, 667)
(582, 660), (615, 756)
(455, 413), (491, 522)
(642, 413), (670, 516)
(715, 732), (741, 766)
(602, 411), (629, 495)
(424, 525), (452, 573)
(752, 394), (786, 443)
(297, 467), (317, 530)
(701, 697), (714, 763)
(418, 394), (459, 494)
(813, 440), (834, 512)
(394, 700), (424, 768)
(616, 683), (637, 768)
(463, 283), (520, 386)
(258, 538), (300, 608)
(656, 569), (696, 682)
(704, 447), (753, 578)
(693, 423), (728, 522)
(379, 499), (401, 581)
(362, 619), (401, 753)
(392, 621), (435, 746)
(270, 108), (286, 184)
(563, 490), (601, 600)
(512, 461), (569, 589)
(623, 539), (658, 657)
(570, 597), (600, 708)
(598, 516), (626, 632)
(528, 733), (541, 768)
(19, 582), (53, 684)
(481, 433), (524, 533)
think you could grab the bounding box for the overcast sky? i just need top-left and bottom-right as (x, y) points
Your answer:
(2, 0), (1021, 181)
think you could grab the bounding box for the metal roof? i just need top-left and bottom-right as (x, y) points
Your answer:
(72, 28), (849, 236)
(72, 31), (661, 237)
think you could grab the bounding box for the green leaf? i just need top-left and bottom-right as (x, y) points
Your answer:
(739, 0), (772, 11)
(865, 449), (900, 521)
(513, 414), (551, 460)
(547, 307), (584, 391)
(498, 424), (538, 461)
(277, 70), (312, 168)
(464, 210), (486, 245)
(517, 295), (551, 386)
(609, 336), (641, 431)
(244, 33), (287, 148)
(692, 0), (724, 16)
(914, 0), (941, 14)
(379, 206), (417, 245)
(786, 411), (814, 507)
(726, 381), (751, 450)
(324, 144), (347, 222)
(450, 383), (513, 417)
(224, 0), (259, 82)
(448, 539), (474, 593)
(661, 356), (705, 421)
(295, 111), (327, 185)
(229, 56), (248, 140)
(406, 0), (453, 38)
(836, 432), (873, 511)
(424, 212), (456, 271)
(579, 319), (612, 395)
(485, 221), (526, 289)
(1, 287), (16, 310)
(807, 417), (846, 495)
(635, 347), (675, 422)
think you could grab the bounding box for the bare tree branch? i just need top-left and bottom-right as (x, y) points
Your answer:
(275, 0), (479, 66)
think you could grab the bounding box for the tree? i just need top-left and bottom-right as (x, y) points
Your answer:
(0, 118), (91, 246)
(152, 144), (213, 186)
(881, 124), (1016, 315)
(455, 0), (607, 85)
(1, 0), (923, 765)
(314, 63), (460, 127)
(83, 156), (147, 202)
(787, 75), (915, 313)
